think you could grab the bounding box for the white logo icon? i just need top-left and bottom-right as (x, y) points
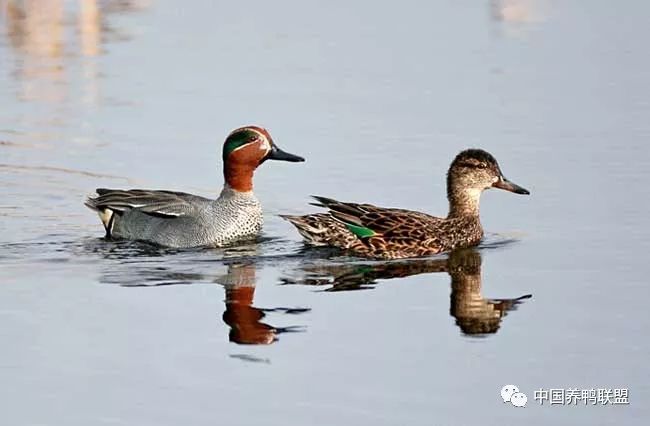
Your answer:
(511, 392), (527, 407)
(501, 385), (519, 403)
(501, 385), (527, 407)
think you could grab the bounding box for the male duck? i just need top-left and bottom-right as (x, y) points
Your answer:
(281, 149), (528, 259)
(86, 126), (304, 248)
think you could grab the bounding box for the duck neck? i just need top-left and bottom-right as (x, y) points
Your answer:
(447, 188), (482, 218)
(224, 162), (255, 193)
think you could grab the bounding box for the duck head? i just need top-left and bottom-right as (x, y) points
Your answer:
(222, 126), (304, 192)
(447, 149), (529, 217)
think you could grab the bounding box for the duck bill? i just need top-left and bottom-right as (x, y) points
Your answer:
(264, 144), (305, 163)
(493, 176), (530, 195)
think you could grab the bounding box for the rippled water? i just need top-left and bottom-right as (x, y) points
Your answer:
(1, 1), (649, 425)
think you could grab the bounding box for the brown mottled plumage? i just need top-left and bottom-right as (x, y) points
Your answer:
(281, 149), (529, 259)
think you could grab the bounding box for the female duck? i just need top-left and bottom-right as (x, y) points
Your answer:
(282, 149), (528, 259)
(86, 126), (304, 248)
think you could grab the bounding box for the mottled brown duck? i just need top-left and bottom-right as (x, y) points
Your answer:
(281, 149), (529, 259)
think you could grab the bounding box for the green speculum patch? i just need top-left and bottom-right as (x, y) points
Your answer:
(345, 223), (377, 239)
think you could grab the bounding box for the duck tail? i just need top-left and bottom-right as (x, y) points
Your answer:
(85, 192), (116, 237)
(280, 214), (338, 246)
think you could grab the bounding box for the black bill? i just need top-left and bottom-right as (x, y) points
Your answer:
(264, 143), (305, 163)
(493, 176), (530, 195)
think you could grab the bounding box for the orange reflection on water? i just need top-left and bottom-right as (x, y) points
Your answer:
(0, 0), (148, 105)
(222, 264), (278, 345)
(221, 263), (308, 345)
(3, 0), (66, 103)
(79, 0), (100, 57)
(491, 0), (547, 24)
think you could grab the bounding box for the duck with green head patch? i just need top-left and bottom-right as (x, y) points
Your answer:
(281, 149), (529, 259)
(86, 126), (304, 248)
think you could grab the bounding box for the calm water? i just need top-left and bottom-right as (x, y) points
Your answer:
(1, 0), (649, 425)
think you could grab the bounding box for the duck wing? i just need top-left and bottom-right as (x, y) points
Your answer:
(311, 195), (443, 240)
(86, 188), (207, 218)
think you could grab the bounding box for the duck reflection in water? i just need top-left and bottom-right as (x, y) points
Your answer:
(446, 250), (530, 335)
(283, 249), (530, 336)
(218, 262), (309, 345)
(94, 241), (310, 345)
